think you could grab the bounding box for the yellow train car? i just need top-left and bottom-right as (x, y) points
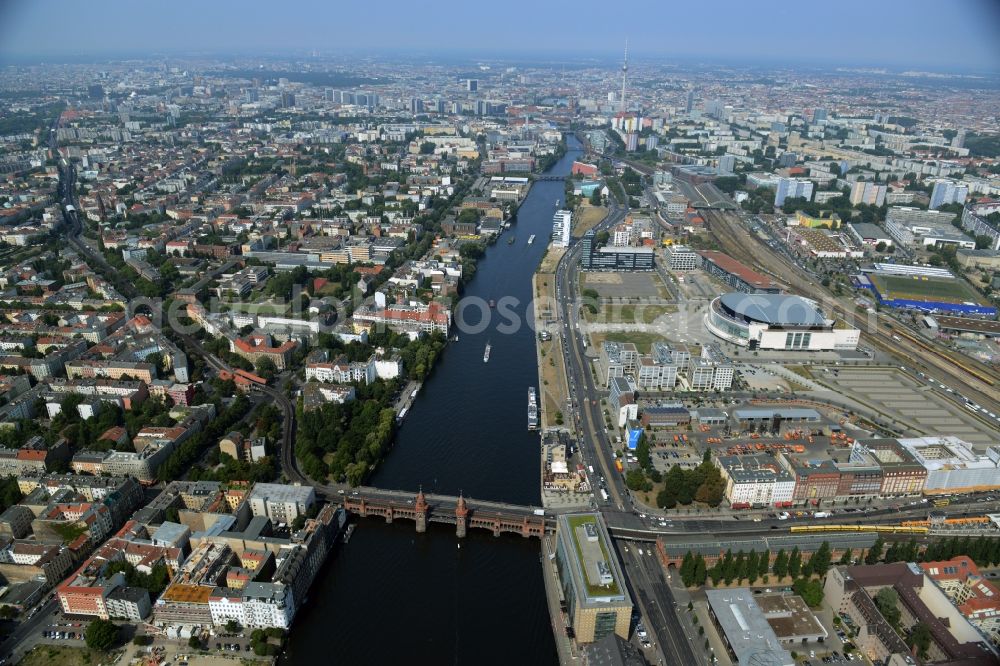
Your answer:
(789, 525), (928, 535)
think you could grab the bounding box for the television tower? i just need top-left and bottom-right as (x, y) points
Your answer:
(619, 39), (629, 115)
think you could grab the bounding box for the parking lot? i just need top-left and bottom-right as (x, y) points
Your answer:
(818, 366), (998, 447)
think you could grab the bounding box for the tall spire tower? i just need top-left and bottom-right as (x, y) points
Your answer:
(619, 39), (629, 115)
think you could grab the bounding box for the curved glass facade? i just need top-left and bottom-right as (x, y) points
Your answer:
(707, 298), (750, 344)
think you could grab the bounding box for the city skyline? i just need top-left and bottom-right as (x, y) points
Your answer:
(1, 0), (999, 73)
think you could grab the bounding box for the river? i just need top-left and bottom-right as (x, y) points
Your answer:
(283, 137), (583, 665)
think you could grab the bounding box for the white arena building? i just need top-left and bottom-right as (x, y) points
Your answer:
(706, 293), (860, 351)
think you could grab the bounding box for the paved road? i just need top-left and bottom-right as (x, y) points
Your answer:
(0, 598), (59, 662)
(619, 543), (700, 666)
(555, 197), (631, 512)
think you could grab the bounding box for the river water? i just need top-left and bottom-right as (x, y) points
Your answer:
(284, 138), (583, 665)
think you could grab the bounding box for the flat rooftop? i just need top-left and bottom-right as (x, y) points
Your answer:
(558, 513), (631, 607)
(705, 589), (795, 666)
(931, 316), (1000, 336)
(756, 594), (828, 641)
(247, 482), (315, 504)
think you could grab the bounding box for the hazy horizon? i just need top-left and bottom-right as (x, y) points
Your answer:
(2, 0), (1000, 74)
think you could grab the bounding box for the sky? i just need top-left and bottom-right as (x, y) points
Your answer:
(1, 0), (999, 72)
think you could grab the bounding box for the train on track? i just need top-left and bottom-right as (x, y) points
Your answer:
(789, 524), (929, 535)
(884, 324), (996, 387)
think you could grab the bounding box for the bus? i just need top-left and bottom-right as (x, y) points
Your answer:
(932, 498), (951, 508)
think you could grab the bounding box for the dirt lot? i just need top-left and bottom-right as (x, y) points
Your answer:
(536, 245), (565, 275)
(533, 271), (570, 430)
(573, 204), (608, 238)
(582, 271), (670, 299)
(19, 646), (105, 666)
(582, 302), (677, 325)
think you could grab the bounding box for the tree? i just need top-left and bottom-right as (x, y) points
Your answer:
(773, 549), (789, 578)
(188, 635), (202, 649)
(85, 618), (119, 651)
(680, 551), (695, 586)
(589, 188), (602, 206)
(255, 357), (278, 381)
(908, 622), (932, 659)
(625, 468), (647, 491)
(656, 486), (677, 509)
(636, 432), (652, 472)
(419, 141), (436, 155)
(792, 577), (824, 607)
(811, 542), (833, 576)
(839, 548), (853, 565)
(874, 587), (902, 629)
(788, 547), (802, 578)
(225, 619), (241, 634)
(746, 551), (760, 585)
(866, 536), (884, 565)
(694, 555), (707, 586)
(758, 549), (771, 579)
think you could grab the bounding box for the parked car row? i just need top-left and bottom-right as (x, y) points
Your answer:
(43, 630), (79, 640)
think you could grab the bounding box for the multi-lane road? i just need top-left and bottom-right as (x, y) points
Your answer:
(619, 543), (700, 666)
(553, 197), (631, 512)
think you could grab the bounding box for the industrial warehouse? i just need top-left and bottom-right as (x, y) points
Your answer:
(705, 293), (860, 351)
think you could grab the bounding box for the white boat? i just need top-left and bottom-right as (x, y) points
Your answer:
(528, 386), (539, 429)
(527, 234), (536, 245)
(483, 342), (491, 363)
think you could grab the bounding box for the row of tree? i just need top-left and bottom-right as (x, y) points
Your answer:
(679, 541), (842, 588)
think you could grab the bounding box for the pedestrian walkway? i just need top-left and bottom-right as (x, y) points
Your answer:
(540, 535), (580, 664)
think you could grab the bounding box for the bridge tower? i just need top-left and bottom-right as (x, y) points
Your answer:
(415, 488), (428, 533)
(455, 493), (468, 538)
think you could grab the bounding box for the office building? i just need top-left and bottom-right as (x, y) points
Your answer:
(247, 483), (316, 525)
(716, 454), (796, 508)
(717, 154), (736, 175)
(930, 179), (969, 209)
(466, 79), (478, 92)
(580, 230), (654, 271)
(705, 99), (724, 119)
(774, 178), (813, 207)
(665, 245), (698, 271)
(554, 514), (633, 643)
(849, 181), (887, 207)
(599, 341), (639, 384)
(552, 210), (572, 248)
